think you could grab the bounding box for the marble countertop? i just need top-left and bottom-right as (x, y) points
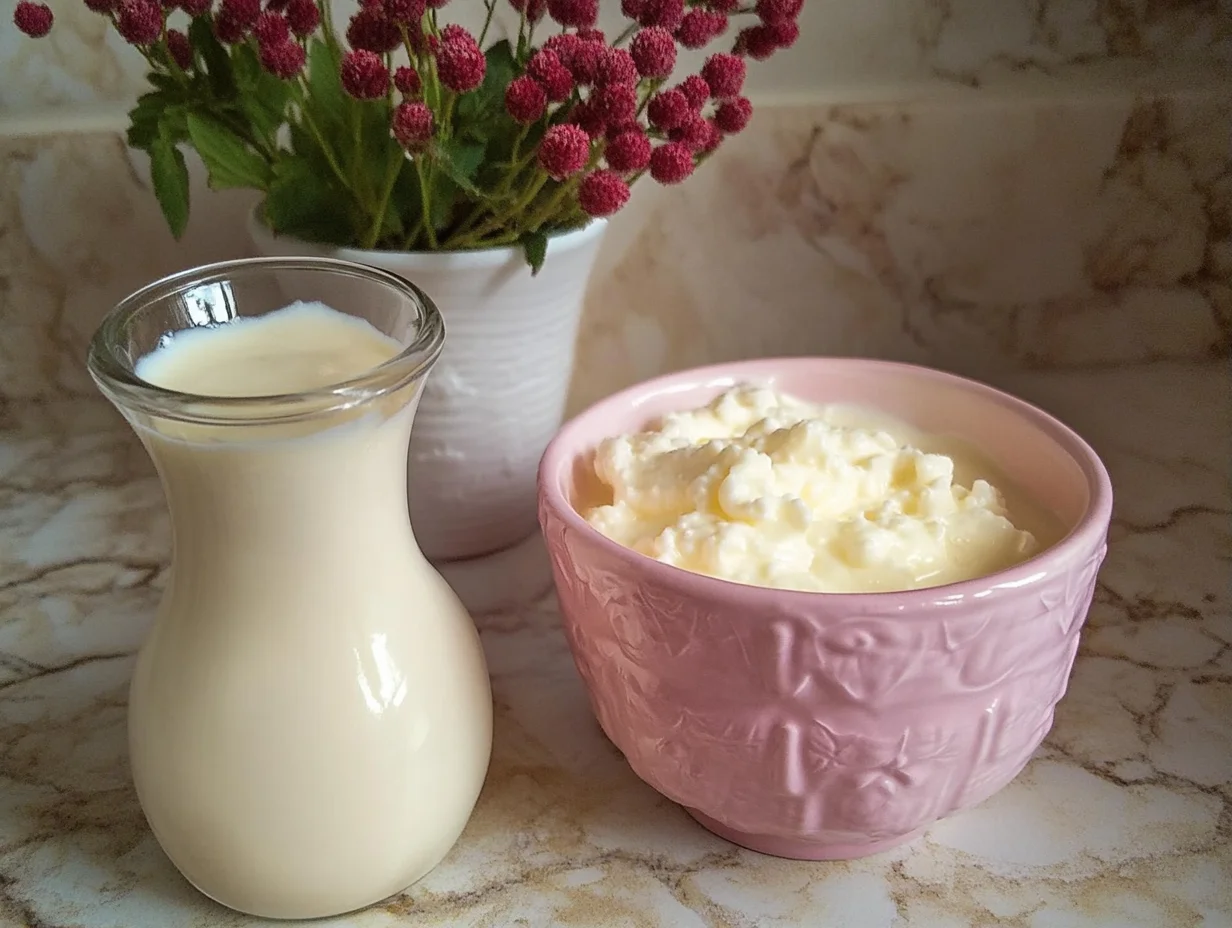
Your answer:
(1, 360), (1229, 928)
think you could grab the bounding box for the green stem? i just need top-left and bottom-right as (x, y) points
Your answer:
(444, 172), (548, 248)
(364, 150), (403, 249)
(415, 157), (438, 249)
(613, 21), (638, 45)
(477, 0), (497, 47)
(300, 107), (352, 194)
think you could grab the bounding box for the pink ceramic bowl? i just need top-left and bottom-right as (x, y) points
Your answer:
(538, 358), (1113, 860)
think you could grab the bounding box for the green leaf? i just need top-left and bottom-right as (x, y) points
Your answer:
(431, 138), (486, 198)
(305, 38), (346, 137)
(263, 159), (356, 245)
(189, 16), (234, 98)
(520, 229), (548, 276)
(126, 91), (167, 150)
(186, 113), (272, 190)
(455, 39), (518, 149)
(149, 130), (190, 240)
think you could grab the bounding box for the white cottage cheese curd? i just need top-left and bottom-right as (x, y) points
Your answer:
(583, 384), (1042, 593)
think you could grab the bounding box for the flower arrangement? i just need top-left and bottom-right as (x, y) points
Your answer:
(14, 0), (801, 269)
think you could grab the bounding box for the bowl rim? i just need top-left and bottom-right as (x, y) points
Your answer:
(538, 357), (1114, 607)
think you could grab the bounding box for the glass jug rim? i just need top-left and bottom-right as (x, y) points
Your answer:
(87, 256), (446, 426)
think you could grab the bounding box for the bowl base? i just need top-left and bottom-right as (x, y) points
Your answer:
(685, 808), (924, 861)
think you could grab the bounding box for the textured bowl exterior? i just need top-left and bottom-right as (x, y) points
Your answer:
(538, 359), (1113, 859)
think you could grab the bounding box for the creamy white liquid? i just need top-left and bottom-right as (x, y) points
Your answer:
(127, 302), (493, 919)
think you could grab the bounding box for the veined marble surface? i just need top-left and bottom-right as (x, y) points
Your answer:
(0, 358), (1229, 927)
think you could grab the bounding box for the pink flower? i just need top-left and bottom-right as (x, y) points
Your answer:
(547, 0), (597, 27)
(436, 36), (486, 92)
(577, 26), (605, 43)
(706, 0), (737, 10)
(766, 19), (800, 48)
(569, 100), (607, 139)
(605, 128), (651, 173)
(619, 0), (642, 18)
(630, 26), (676, 78)
(86, 0), (120, 13)
(647, 87), (689, 130)
(260, 38), (306, 77)
(595, 46), (637, 86)
(340, 48), (389, 98)
(383, 0), (425, 23)
(253, 10), (290, 46)
(13, 0), (52, 36)
(700, 52), (744, 98)
(755, 0), (802, 24)
(578, 169), (631, 217)
(588, 82), (637, 126)
(527, 48), (575, 101)
(675, 9), (726, 48)
(505, 75), (547, 123)
(166, 28), (193, 68)
(346, 8), (401, 53)
(285, 0), (319, 34)
(678, 74), (710, 109)
(637, 0), (684, 31)
(218, 0), (258, 26)
(734, 24), (778, 59)
(669, 114), (712, 150)
(393, 65), (421, 94)
(538, 124), (591, 179)
(714, 95), (752, 133)
(439, 22), (472, 43)
(117, 0), (163, 45)
(649, 140), (694, 184)
(214, 13), (245, 41)
(393, 101), (434, 150)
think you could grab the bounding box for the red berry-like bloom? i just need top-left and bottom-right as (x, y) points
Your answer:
(436, 38), (486, 92)
(393, 101), (434, 150)
(219, 0), (258, 26)
(116, 0), (163, 44)
(589, 82), (637, 126)
(214, 13), (244, 41)
(647, 88), (689, 130)
(85, 0), (119, 13)
(285, 0), (319, 35)
(166, 28), (193, 68)
(619, 0), (642, 18)
(253, 10), (290, 46)
(383, 0), (424, 23)
(538, 124), (591, 180)
(670, 115), (712, 150)
(527, 49), (574, 101)
(546, 0), (597, 27)
(569, 100), (607, 139)
(699, 118), (722, 153)
(595, 46), (637, 86)
(508, 0), (547, 22)
(605, 128), (651, 173)
(505, 75), (546, 124)
(562, 38), (599, 83)
(734, 24), (778, 59)
(578, 170), (631, 217)
(340, 49), (389, 99)
(755, 0), (801, 24)
(346, 8), (401, 53)
(678, 74), (710, 108)
(649, 141), (694, 184)
(630, 26), (676, 78)
(425, 0), (449, 8)
(714, 95), (752, 133)
(13, 0), (53, 37)
(766, 19), (800, 48)
(393, 65), (421, 94)
(637, 0), (684, 30)
(577, 26), (605, 43)
(675, 9), (725, 48)
(707, 0), (737, 10)
(260, 39), (305, 77)
(700, 52), (744, 98)
(439, 23), (473, 44)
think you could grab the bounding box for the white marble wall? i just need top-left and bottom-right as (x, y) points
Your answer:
(0, 0), (1228, 402)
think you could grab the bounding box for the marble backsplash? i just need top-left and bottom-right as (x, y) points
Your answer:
(0, 87), (1228, 408)
(1, 0), (1230, 116)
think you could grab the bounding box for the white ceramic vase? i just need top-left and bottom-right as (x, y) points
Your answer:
(249, 212), (607, 561)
